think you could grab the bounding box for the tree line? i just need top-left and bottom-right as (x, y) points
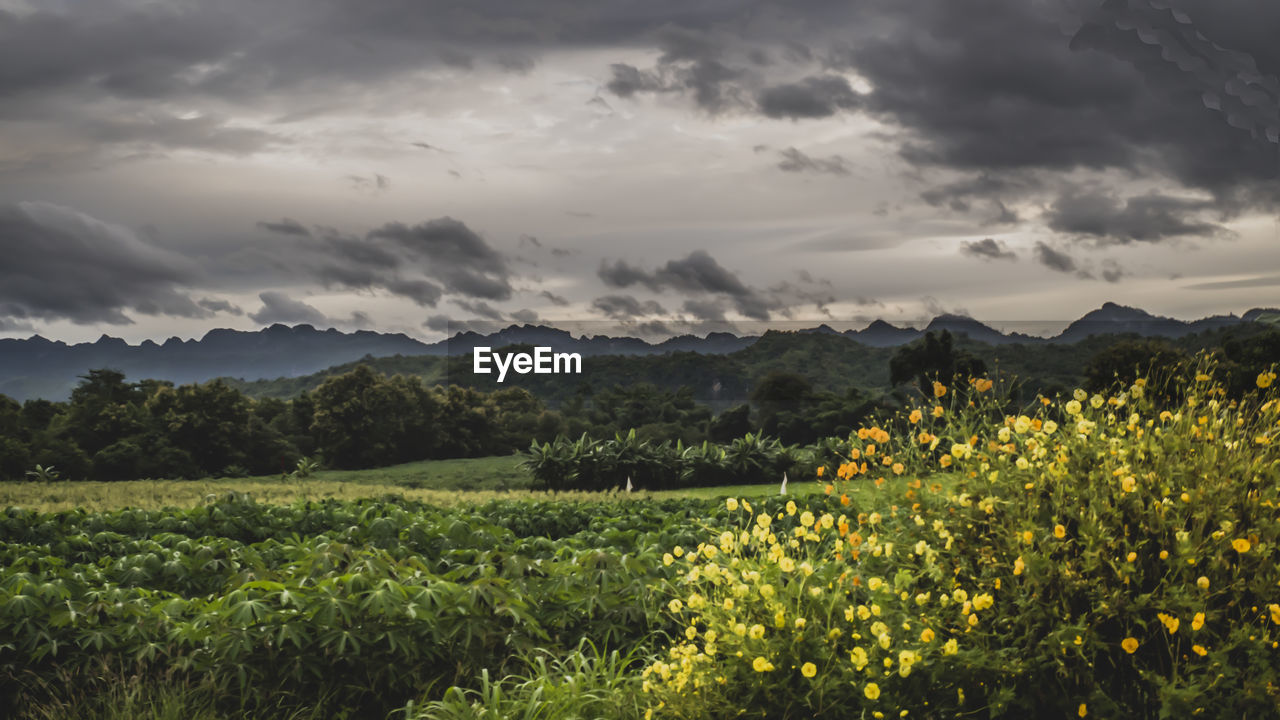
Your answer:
(2, 327), (1274, 483)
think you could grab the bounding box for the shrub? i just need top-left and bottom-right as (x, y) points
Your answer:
(643, 359), (1280, 718)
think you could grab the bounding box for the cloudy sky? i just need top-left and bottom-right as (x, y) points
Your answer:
(1, 0), (1278, 343)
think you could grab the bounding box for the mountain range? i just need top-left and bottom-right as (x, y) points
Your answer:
(1, 303), (1276, 402)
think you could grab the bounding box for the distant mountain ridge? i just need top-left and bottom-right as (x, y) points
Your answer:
(0, 304), (1274, 401)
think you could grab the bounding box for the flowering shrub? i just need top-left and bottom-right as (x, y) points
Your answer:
(644, 361), (1280, 718)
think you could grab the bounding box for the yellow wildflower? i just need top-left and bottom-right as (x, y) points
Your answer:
(801, 662), (817, 678)
(864, 683), (881, 700)
(1121, 637), (1139, 654)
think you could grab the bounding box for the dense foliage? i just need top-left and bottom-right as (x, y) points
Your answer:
(522, 431), (809, 492)
(642, 363), (1280, 719)
(0, 495), (722, 716)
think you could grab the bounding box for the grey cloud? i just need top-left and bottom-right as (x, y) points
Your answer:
(510, 309), (539, 323)
(248, 291), (329, 326)
(757, 75), (860, 119)
(456, 299), (505, 320)
(776, 147), (851, 175)
(598, 259), (659, 291)
(1100, 260), (1125, 284)
(598, 250), (778, 320)
(0, 202), (206, 325)
(1046, 190), (1225, 243)
(540, 290), (570, 306)
(424, 314), (452, 332)
(592, 295), (666, 320)
(1034, 242), (1079, 274)
(384, 278), (444, 307)
(197, 297), (243, 316)
(961, 238), (1017, 261)
(85, 112), (286, 155)
(0, 316), (34, 332)
(257, 218), (310, 236)
(681, 298), (727, 322)
(369, 217), (514, 300)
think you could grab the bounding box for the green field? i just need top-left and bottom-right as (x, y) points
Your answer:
(0, 454), (903, 513)
(5, 370), (1279, 719)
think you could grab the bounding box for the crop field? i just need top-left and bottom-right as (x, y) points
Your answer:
(3, 365), (1279, 719)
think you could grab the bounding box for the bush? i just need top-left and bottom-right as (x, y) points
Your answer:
(642, 359), (1280, 718)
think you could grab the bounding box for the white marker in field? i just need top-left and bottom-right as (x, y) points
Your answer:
(780, 472), (788, 495)
(626, 476), (633, 493)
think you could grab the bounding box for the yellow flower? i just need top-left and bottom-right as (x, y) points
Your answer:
(1078, 703), (1088, 717)
(668, 599), (683, 613)
(779, 557), (796, 572)
(1191, 612), (1204, 631)
(1258, 372), (1275, 389)
(939, 455), (953, 468)
(1013, 557), (1024, 575)
(752, 656), (772, 673)
(909, 409), (922, 424)
(800, 511), (815, 528)
(801, 662), (817, 678)
(1157, 613), (1180, 634)
(920, 628), (935, 642)
(1126, 551), (1137, 563)
(786, 500), (797, 515)
(1192, 645), (1207, 657)
(933, 381), (947, 398)
(1269, 604), (1280, 625)
(1121, 637), (1139, 654)
(864, 683), (881, 700)
(942, 638), (958, 655)
(868, 576), (883, 591)
(1021, 530), (1034, 544)
(1196, 576), (1210, 590)
(933, 405), (945, 418)
(749, 624), (765, 639)
(726, 498), (739, 511)
(1065, 399), (1082, 415)
(849, 647), (868, 669)
(1054, 524), (1066, 539)
(662, 553), (674, 566)
(1232, 538), (1250, 553)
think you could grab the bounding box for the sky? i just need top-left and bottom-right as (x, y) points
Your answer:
(1, 0), (1278, 344)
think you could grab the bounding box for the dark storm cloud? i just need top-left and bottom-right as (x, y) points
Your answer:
(961, 238), (1017, 261)
(0, 202), (208, 325)
(256, 218), (310, 237)
(384, 279), (444, 307)
(1034, 242), (1080, 274)
(196, 298), (243, 316)
(368, 217), (514, 300)
(757, 75), (860, 119)
(598, 259), (659, 291)
(592, 295), (667, 320)
(248, 291), (329, 326)
(681, 299), (728, 322)
(776, 147), (851, 175)
(826, 0), (1280, 213)
(598, 250), (778, 320)
(1045, 190), (1225, 243)
(424, 315), (452, 332)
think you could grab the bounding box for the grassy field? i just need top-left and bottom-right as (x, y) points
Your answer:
(0, 454), (928, 512)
